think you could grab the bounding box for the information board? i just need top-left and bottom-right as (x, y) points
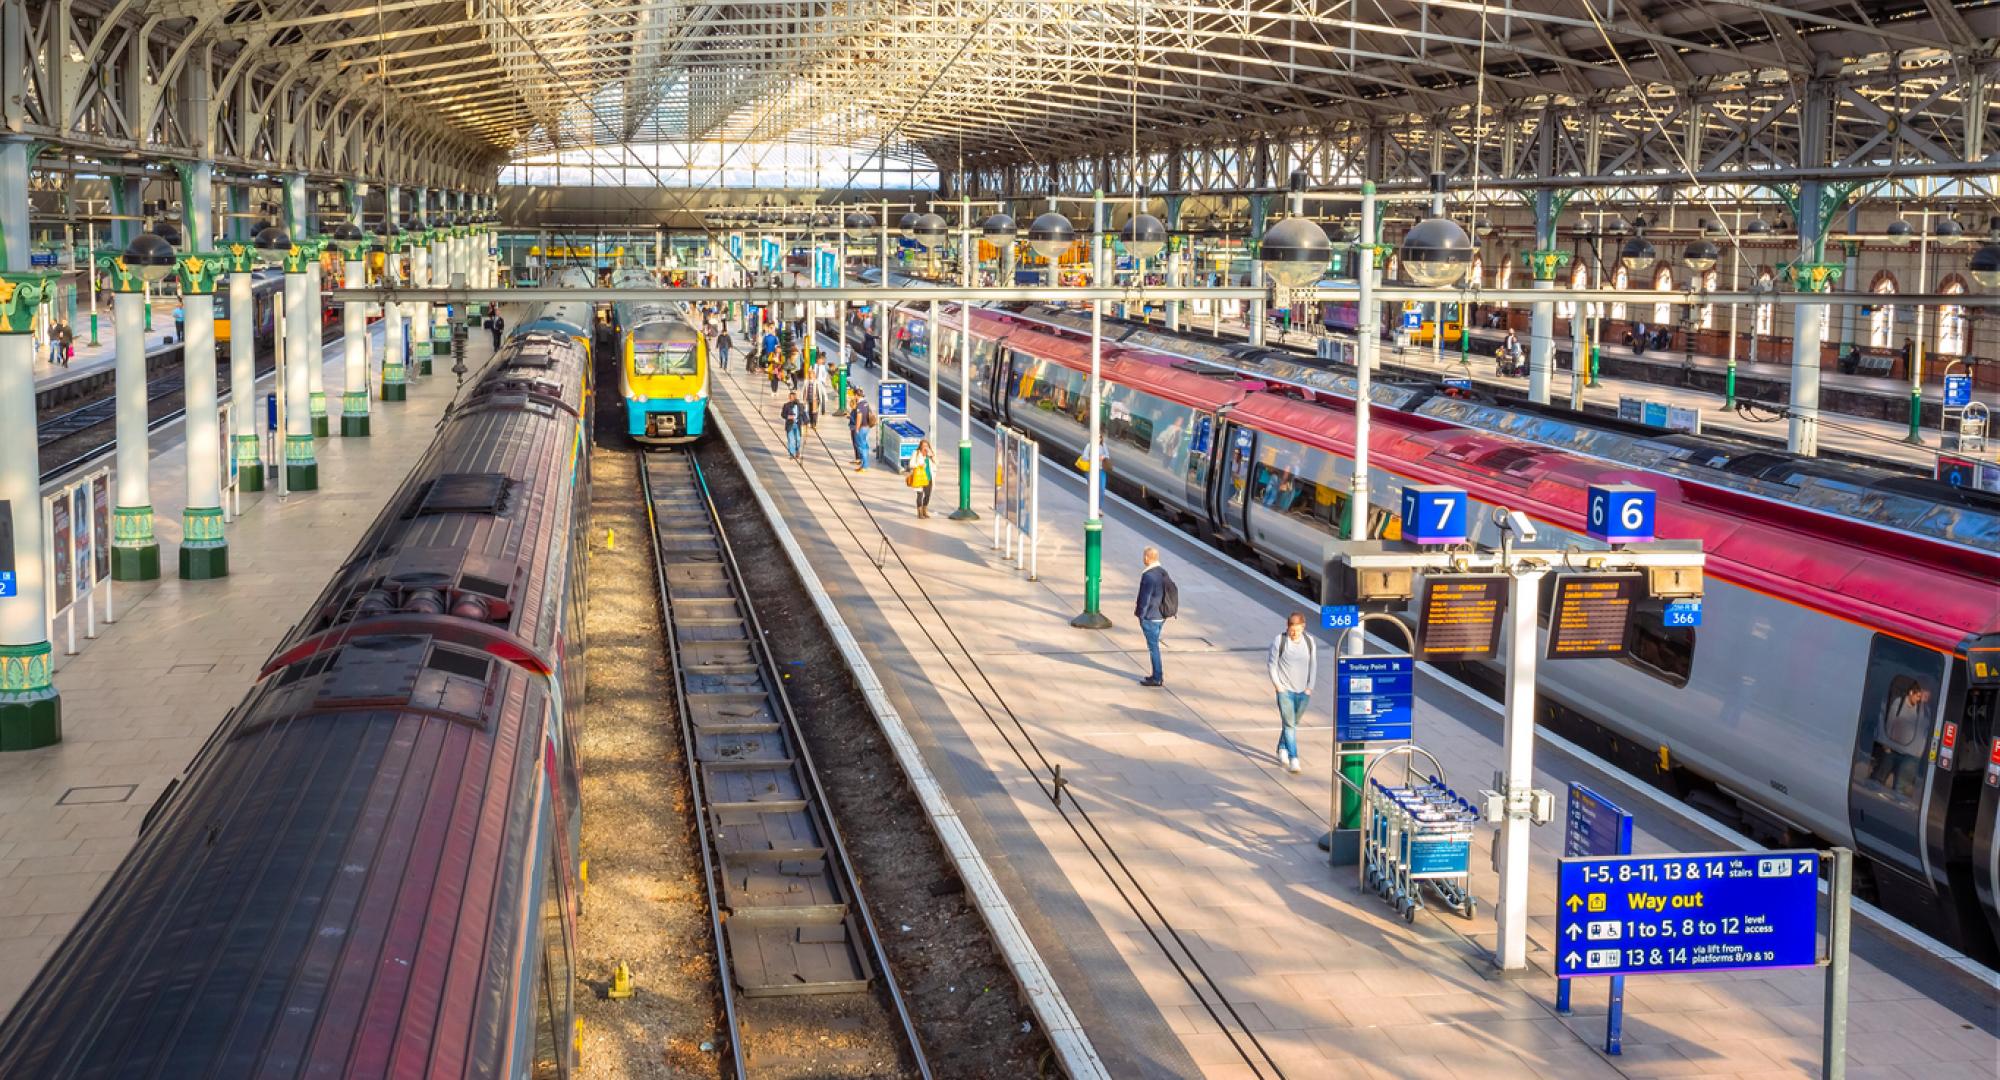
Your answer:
(877, 379), (909, 418)
(1565, 784), (1634, 859)
(1335, 655), (1414, 742)
(1418, 575), (1506, 659)
(0, 501), (11, 598)
(1556, 851), (1820, 978)
(1547, 573), (1641, 659)
(1944, 373), (1972, 409)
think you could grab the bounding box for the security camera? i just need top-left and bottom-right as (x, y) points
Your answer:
(1494, 506), (1538, 543)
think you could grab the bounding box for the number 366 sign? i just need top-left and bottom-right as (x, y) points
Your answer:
(1587, 484), (1655, 544)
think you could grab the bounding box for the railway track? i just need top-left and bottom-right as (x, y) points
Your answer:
(638, 447), (930, 1080)
(38, 368), (189, 446)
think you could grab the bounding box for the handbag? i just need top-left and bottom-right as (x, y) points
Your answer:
(907, 463), (928, 487)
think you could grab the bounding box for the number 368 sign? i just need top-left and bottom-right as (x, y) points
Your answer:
(1587, 484), (1655, 544)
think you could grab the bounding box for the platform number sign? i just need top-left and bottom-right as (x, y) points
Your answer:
(1663, 599), (1703, 627)
(1944, 374), (1972, 409)
(1399, 485), (1468, 545)
(0, 501), (12, 597)
(1587, 484), (1655, 544)
(1320, 604), (1359, 630)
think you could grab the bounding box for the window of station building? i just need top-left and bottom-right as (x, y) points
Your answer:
(1609, 266), (1629, 321)
(1699, 269), (1718, 329)
(1558, 264), (1587, 320)
(1868, 272), (1897, 349)
(1754, 269), (1775, 335)
(1937, 277), (1968, 356)
(1494, 258), (1513, 306)
(1467, 255), (1484, 290)
(1652, 265), (1675, 325)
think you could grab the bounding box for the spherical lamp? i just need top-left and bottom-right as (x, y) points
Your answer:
(1971, 238), (2000, 289)
(124, 231), (178, 283)
(897, 211), (922, 239)
(1619, 231), (1657, 273)
(843, 211), (876, 242)
(1682, 238), (1719, 273)
(912, 212), (948, 248)
(252, 223), (291, 268)
(1936, 218), (1966, 243)
(1258, 216), (1332, 288)
(331, 221), (367, 259)
(1398, 216), (1475, 287)
(153, 221), (184, 249)
(1027, 212), (1075, 261)
(1885, 219), (1914, 237)
(980, 213), (1017, 242)
(1119, 213), (1168, 260)
(1744, 218), (1770, 235)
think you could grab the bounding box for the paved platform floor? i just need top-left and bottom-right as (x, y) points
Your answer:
(33, 296), (186, 392)
(710, 358), (1998, 1080)
(0, 317), (497, 1014)
(1150, 312), (1947, 472)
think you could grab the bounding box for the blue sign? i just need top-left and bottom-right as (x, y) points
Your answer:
(1444, 376), (1472, 391)
(1190, 415), (1212, 455)
(1944, 373), (1973, 409)
(1663, 599), (1703, 628)
(1401, 309), (1423, 330)
(0, 570), (14, 598)
(877, 379), (908, 418)
(1587, 484), (1655, 544)
(267, 392), (278, 432)
(760, 238), (781, 270)
(1335, 655), (1414, 742)
(1556, 851), (1820, 978)
(29, 251), (57, 268)
(1565, 784), (1634, 859)
(1320, 604), (1359, 630)
(728, 235), (742, 260)
(814, 249), (839, 289)
(1399, 485), (1468, 545)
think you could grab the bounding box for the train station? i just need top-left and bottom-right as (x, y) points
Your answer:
(0, 2), (1994, 1078)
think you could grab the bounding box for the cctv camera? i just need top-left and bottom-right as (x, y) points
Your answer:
(1494, 506), (1538, 543)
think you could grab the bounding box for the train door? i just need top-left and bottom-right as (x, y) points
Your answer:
(1847, 635), (1949, 884)
(1203, 423), (1255, 540)
(1950, 638), (2000, 959)
(1182, 411), (1218, 513)
(986, 345), (1015, 423)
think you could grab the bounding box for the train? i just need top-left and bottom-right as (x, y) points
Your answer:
(211, 267), (285, 353)
(852, 278), (2000, 960)
(609, 265), (708, 443)
(0, 308), (598, 1075)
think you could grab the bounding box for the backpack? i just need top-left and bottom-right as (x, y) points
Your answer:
(1159, 573), (1180, 618)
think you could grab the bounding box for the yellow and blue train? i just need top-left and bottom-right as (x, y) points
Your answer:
(611, 267), (708, 443)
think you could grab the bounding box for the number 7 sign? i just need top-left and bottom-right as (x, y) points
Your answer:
(1587, 484), (1655, 544)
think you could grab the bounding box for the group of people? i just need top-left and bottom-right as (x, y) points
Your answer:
(43, 319), (78, 367)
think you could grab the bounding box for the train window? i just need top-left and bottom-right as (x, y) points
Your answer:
(1616, 602), (1696, 688)
(531, 845), (571, 1078)
(1250, 438), (1343, 536)
(1100, 384), (1153, 454)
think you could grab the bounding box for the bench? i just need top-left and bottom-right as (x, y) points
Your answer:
(1840, 346), (1901, 378)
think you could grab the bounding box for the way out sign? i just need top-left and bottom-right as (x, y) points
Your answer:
(1556, 851), (1820, 978)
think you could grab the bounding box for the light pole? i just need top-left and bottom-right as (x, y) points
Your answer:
(950, 197), (981, 522)
(913, 211), (947, 443)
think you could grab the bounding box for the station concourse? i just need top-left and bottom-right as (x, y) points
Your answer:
(0, 2), (1995, 1078)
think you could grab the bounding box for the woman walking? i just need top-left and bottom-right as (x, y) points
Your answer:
(1267, 612), (1318, 774)
(907, 439), (936, 518)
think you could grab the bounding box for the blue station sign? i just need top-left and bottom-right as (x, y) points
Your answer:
(1335, 655), (1413, 742)
(1565, 783), (1634, 859)
(1944, 373), (1973, 409)
(1320, 604), (1359, 630)
(0, 570), (14, 599)
(1556, 850), (1820, 978)
(877, 379), (909, 418)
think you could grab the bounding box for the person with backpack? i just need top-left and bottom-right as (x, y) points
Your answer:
(1268, 612), (1318, 773)
(1133, 546), (1177, 687)
(715, 328), (733, 371)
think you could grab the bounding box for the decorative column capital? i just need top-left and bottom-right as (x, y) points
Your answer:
(281, 240), (323, 274)
(95, 254), (149, 293)
(173, 252), (226, 295)
(1779, 261), (1845, 293)
(0, 272), (60, 332)
(219, 242), (258, 274)
(1524, 248), (1573, 281)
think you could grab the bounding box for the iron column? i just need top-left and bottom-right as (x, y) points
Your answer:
(0, 273), (62, 749)
(104, 258), (159, 580)
(174, 253), (228, 578)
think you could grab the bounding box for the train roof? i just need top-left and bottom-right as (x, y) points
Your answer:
(1230, 391), (2000, 649)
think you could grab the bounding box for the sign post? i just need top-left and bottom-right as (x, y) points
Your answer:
(1556, 784), (1635, 1052)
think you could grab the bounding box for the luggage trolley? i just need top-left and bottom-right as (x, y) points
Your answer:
(1359, 746), (1478, 923)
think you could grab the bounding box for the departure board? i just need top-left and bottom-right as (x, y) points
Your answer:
(1418, 575), (1507, 659)
(1547, 574), (1642, 660)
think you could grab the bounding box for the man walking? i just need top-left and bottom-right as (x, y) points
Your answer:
(848, 390), (875, 471)
(716, 328), (733, 371)
(780, 391), (805, 460)
(1268, 612), (1317, 773)
(1134, 547), (1175, 687)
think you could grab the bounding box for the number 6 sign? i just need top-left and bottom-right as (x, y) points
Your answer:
(1587, 484), (1656, 544)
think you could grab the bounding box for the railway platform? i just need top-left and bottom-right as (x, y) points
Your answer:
(0, 318), (497, 1014)
(32, 297), (187, 398)
(707, 358), (1999, 1079)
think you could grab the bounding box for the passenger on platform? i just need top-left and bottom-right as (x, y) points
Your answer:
(780, 391), (805, 460)
(716, 329), (733, 371)
(768, 350), (783, 394)
(172, 303), (185, 344)
(487, 313), (505, 350)
(1134, 547), (1176, 687)
(785, 346), (803, 390)
(802, 368), (823, 431)
(907, 439), (935, 518)
(1268, 612), (1318, 774)
(762, 327), (779, 363)
(849, 390), (875, 471)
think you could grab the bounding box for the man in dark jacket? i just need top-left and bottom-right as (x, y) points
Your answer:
(1134, 546), (1170, 686)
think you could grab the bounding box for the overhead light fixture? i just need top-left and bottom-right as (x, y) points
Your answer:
(1027, 212), (1075, 260)
(124, 231), (178, 282)
(1259, 216), (1332, 288)
(1119, 213), (1167, 260)
(1399, 216), (1475, 287)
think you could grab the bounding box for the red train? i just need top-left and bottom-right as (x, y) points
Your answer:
(0, 325), (596, 1075)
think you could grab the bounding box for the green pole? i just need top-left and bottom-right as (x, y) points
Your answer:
(952, 441), (976, 519)
(1071, 519), (1109, 628)
(833, 363), (847, 416)
(1725, 359), (1737, 407)
(1907, 388), (1923, 443)
(88, 312), (98, 346)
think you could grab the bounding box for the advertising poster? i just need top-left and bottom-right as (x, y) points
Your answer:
(50, 494), (72, 613)
(92, 474), (110, 583)
(72, 486), (92, 597)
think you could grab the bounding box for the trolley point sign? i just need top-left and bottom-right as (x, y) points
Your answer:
(1556, 851), (1820, 978)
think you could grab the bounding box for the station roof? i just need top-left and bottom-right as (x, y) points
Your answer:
(261, 1), (1993, 169)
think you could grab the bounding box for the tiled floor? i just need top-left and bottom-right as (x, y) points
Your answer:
(0, 315), (500, 1013)
(709, 358), (1998, 1080)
